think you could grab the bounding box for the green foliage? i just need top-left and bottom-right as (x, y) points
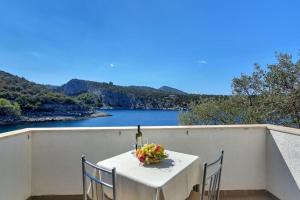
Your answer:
(0, 71), (90, 114)
(180, 96), (256, 125)
(180, 52), (300, 128)
(40, 92), (78, 104)
(76, 93), (102, 108)
(0, 98), (21, 117)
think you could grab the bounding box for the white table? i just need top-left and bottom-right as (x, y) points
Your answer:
(95, 150), (202, 200)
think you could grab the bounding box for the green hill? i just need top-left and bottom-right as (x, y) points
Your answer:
(0, 71), (89, 117)
(158, 86), (187, 95)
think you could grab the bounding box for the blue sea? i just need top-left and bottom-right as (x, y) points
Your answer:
(0, 110), (180, 133)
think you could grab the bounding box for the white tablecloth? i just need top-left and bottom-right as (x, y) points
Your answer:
(93, 150), (202, 200)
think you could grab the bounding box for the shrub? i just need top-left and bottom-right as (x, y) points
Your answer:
(0, 98), (21, 118)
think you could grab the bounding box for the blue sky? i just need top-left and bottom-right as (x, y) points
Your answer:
(0, 0), (299, 94)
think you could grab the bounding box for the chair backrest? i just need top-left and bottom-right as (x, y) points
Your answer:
(82, 155), (116, 200)
(200, 151), (224, 200)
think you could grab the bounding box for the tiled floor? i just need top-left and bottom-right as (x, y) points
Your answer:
(188, 191), (279, 200)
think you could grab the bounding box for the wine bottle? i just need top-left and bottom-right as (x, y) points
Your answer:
(136, 125), (143, 150)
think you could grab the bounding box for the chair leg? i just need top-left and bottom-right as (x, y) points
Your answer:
(193, 184), (200, 192)
(104, 193), (113, 200)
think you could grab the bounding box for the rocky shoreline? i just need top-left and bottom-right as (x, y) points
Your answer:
(0, 112), (111, 126)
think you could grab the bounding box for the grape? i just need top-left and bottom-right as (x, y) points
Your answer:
(135, 143), (168, 164)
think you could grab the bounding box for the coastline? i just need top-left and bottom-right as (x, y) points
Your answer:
(99, 107), (187, 111)
(0, 112), (112, 126)
(0, 110), (179, 133)
(0, 108), (182, 126)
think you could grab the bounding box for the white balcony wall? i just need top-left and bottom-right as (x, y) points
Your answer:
(3, 125), (299, 199)
(30, 126), (267, 196)
(266, 130), (300, 200)
(0, 130), (32, 200)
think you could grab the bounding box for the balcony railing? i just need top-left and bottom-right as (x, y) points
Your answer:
(0, 125), (299, 200)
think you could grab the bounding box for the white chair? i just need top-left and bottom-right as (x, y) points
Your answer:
(81, 155), (116, 200)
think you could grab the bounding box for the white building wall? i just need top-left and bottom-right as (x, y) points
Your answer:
(266, 131), (300, 200)
(30, 126), (267, 195)
(0, 130), (32, 200)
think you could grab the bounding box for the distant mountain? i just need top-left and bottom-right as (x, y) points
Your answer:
(55, 78), (226, 109)
(55, 79), (194, 109)
(57, 79), (185, 96)
(159, 86), (187, 95)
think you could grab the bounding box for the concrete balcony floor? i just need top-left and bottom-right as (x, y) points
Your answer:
(189, 191), (279, 200)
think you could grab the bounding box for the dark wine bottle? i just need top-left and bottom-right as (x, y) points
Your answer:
(136, 125), (143, 150)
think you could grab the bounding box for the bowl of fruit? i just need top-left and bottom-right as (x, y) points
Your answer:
(135, 143), (168, 165)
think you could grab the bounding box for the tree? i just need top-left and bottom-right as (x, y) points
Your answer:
(180, 96), (259, 125)
(0, 98), (21, 118)
(262, 53), (300, 127)
(76, 93), (103, 108)
(232, 64), (265, 106)
(180, 52), (300, 128)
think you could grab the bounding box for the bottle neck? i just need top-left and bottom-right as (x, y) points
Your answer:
(138, 125), (141, 133)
